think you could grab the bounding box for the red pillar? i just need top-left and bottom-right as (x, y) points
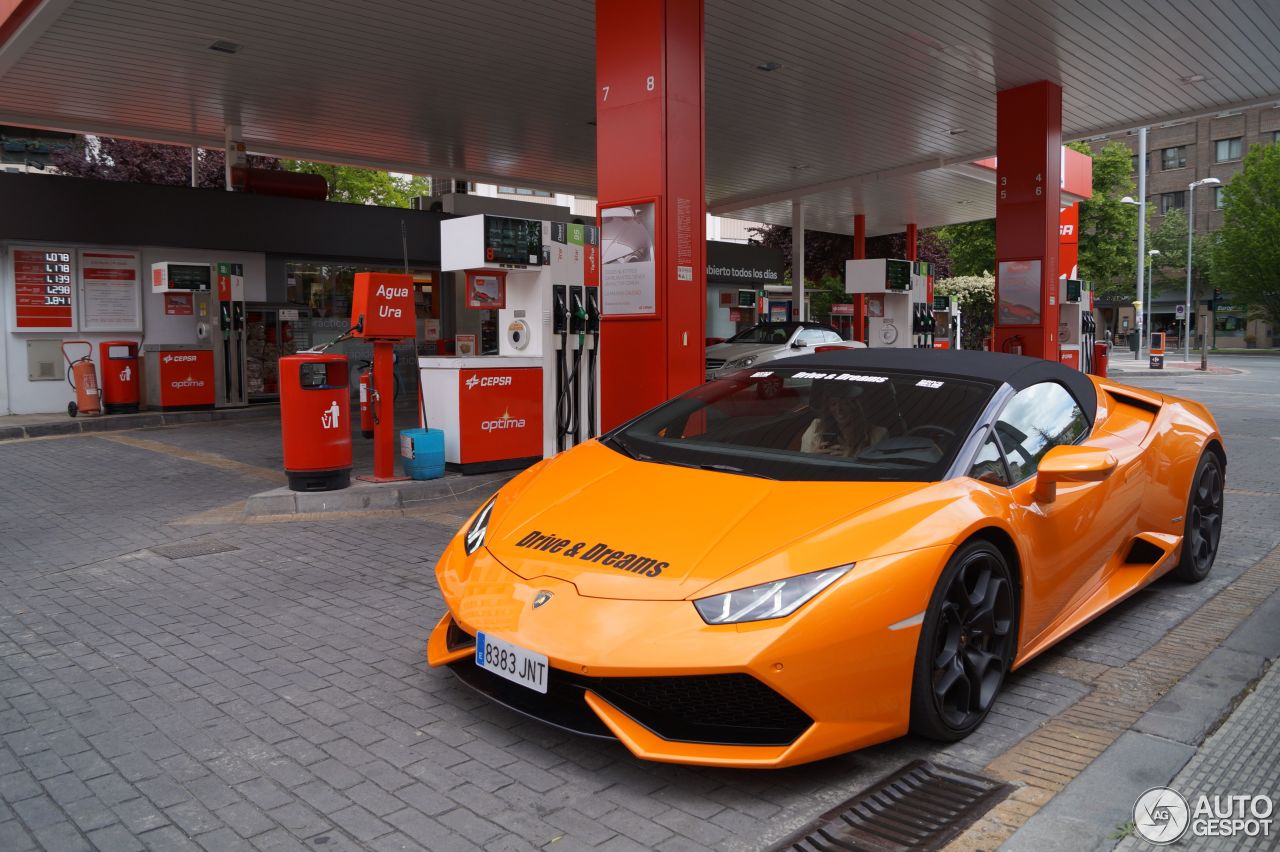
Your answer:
(596, 0), (705, 430)
(905, 223), (918, 261)
(994, 81), (1062, 360)
(852, 213), (866, 342)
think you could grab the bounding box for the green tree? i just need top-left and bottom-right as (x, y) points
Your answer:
(935, 273), (995, 350)
(930, 219), (996, 276)
(282, 161), (431, 207)
(1146, 207), (1216, 300)
(1067, 140), (1138, 303)
(1213, 143), (1280, 328)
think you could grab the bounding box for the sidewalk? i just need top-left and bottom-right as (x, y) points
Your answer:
(0, 404), (280, 441)
(1116, 660), (1279, 850)
(995, 550), (1280, 852)
(1104, 355), (1239, 378)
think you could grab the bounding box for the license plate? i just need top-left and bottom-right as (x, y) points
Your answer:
(476, 632), (548, 694)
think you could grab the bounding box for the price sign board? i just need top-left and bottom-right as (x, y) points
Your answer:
(11, 246), (76, 330)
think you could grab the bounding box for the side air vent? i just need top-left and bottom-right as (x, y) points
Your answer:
(1124, 537), (1166, 565)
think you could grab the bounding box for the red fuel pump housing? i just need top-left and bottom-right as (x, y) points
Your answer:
(99, 340), (140, 414)
(279, 353), (352, 491)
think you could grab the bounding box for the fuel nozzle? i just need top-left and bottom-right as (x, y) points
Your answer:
(569, 285), (587, 338)
(553, 285), (569, 335)
(585, 287), (600, 335)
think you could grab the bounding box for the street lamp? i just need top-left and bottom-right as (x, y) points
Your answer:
(1186, 177), (1220, 361)
(1121, 196), (1144, 358)
(1147, 249), (1159, 352)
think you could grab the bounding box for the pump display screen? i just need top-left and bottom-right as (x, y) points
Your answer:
(885, 259), (912, 291)
(484, 216), (542, 266)
(167, 264), (212, 290)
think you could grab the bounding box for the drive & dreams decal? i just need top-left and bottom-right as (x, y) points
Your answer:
(515, 531), (668, 578)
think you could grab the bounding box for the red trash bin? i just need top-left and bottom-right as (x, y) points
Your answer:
(99, 341), (140, 414)
(1091, 341), (1109, 378)
(279, 353), (352, 492)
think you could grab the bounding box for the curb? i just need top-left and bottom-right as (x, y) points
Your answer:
(244, 469), (516, 517)
(0, 405), (280, 441)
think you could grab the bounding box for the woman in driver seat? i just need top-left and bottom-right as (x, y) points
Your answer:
(800, 382), (888, 458)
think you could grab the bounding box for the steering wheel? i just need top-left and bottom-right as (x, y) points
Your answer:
(906, 424), (957, 445)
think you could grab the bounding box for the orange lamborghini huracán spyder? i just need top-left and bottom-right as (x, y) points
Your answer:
(427, 349), (1225, 768)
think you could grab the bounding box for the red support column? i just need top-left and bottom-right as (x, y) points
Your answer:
(994, 81), (1062, 360)
(852, 213), (866, 342)
(596, 0), (705, 430)
(905, 223), (917, 261)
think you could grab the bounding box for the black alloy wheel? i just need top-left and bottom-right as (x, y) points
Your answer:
(1173, 451), (1225, 583)
(910, 541), (1017, 741)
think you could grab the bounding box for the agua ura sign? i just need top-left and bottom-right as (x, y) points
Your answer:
(351, 272), (416, 339)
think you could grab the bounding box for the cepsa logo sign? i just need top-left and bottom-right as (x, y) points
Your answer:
(459, 368), (542, 463)
(465, 374), (513, 391)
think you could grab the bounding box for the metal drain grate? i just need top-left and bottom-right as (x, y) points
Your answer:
(149, 539), (240, 560)
(773, 760), (1011, 852)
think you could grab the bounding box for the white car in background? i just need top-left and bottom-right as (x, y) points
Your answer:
(705, 321), (865, 380)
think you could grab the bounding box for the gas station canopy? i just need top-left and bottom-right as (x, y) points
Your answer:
(2, 0), (1279, 234)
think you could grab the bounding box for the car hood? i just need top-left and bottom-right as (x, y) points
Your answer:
(705, 341), (785, 362)
(483, 441), (930, 601)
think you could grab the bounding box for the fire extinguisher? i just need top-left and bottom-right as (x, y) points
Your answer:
(358, 368), (374, 439)
(60, 340), (102, 418)
(1002, 335), (1024, 357)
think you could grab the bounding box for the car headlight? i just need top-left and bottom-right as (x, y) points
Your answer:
(463, 496), (497, 556)
(723, 355), (757, 370)
(693, 565), (852, 624)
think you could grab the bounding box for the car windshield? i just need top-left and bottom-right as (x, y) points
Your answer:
(724, 323), (800, 344)
(604, 366), (995, 482)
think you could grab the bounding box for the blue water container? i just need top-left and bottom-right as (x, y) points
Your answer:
(400, 428), (446, 480)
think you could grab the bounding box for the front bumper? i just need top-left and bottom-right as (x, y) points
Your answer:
(426, 544), (951, 768)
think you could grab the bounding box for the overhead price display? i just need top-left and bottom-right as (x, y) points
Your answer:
(12, 247), (76, 330)
(483, 216), (542, 266)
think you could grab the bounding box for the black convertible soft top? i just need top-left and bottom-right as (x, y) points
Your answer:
(784, 348), (1099, 425)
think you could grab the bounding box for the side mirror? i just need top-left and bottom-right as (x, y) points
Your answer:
(1033, 445), (1117, 503)
(791, 339), (807, 349)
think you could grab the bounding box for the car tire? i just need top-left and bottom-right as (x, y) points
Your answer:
(909, 540), (1018, 742)
(1172, 450), (1224, 583)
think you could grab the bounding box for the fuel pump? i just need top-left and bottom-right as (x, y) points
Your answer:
(845, 258), (915, 349)
(552, 284), (571, 452)
(1057, 278), (1086, 371)
(437, 214), (602, 466)
(584, 287), (601, 439)
(1081, 310), (1097, 374)
(568, 285), (588, 445)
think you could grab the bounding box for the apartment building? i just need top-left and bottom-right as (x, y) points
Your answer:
(1087, 106), (1279, 348)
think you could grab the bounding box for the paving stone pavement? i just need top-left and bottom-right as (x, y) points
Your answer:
(0, 356), (1274, 851)
(1115, 661), (1280, 851)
